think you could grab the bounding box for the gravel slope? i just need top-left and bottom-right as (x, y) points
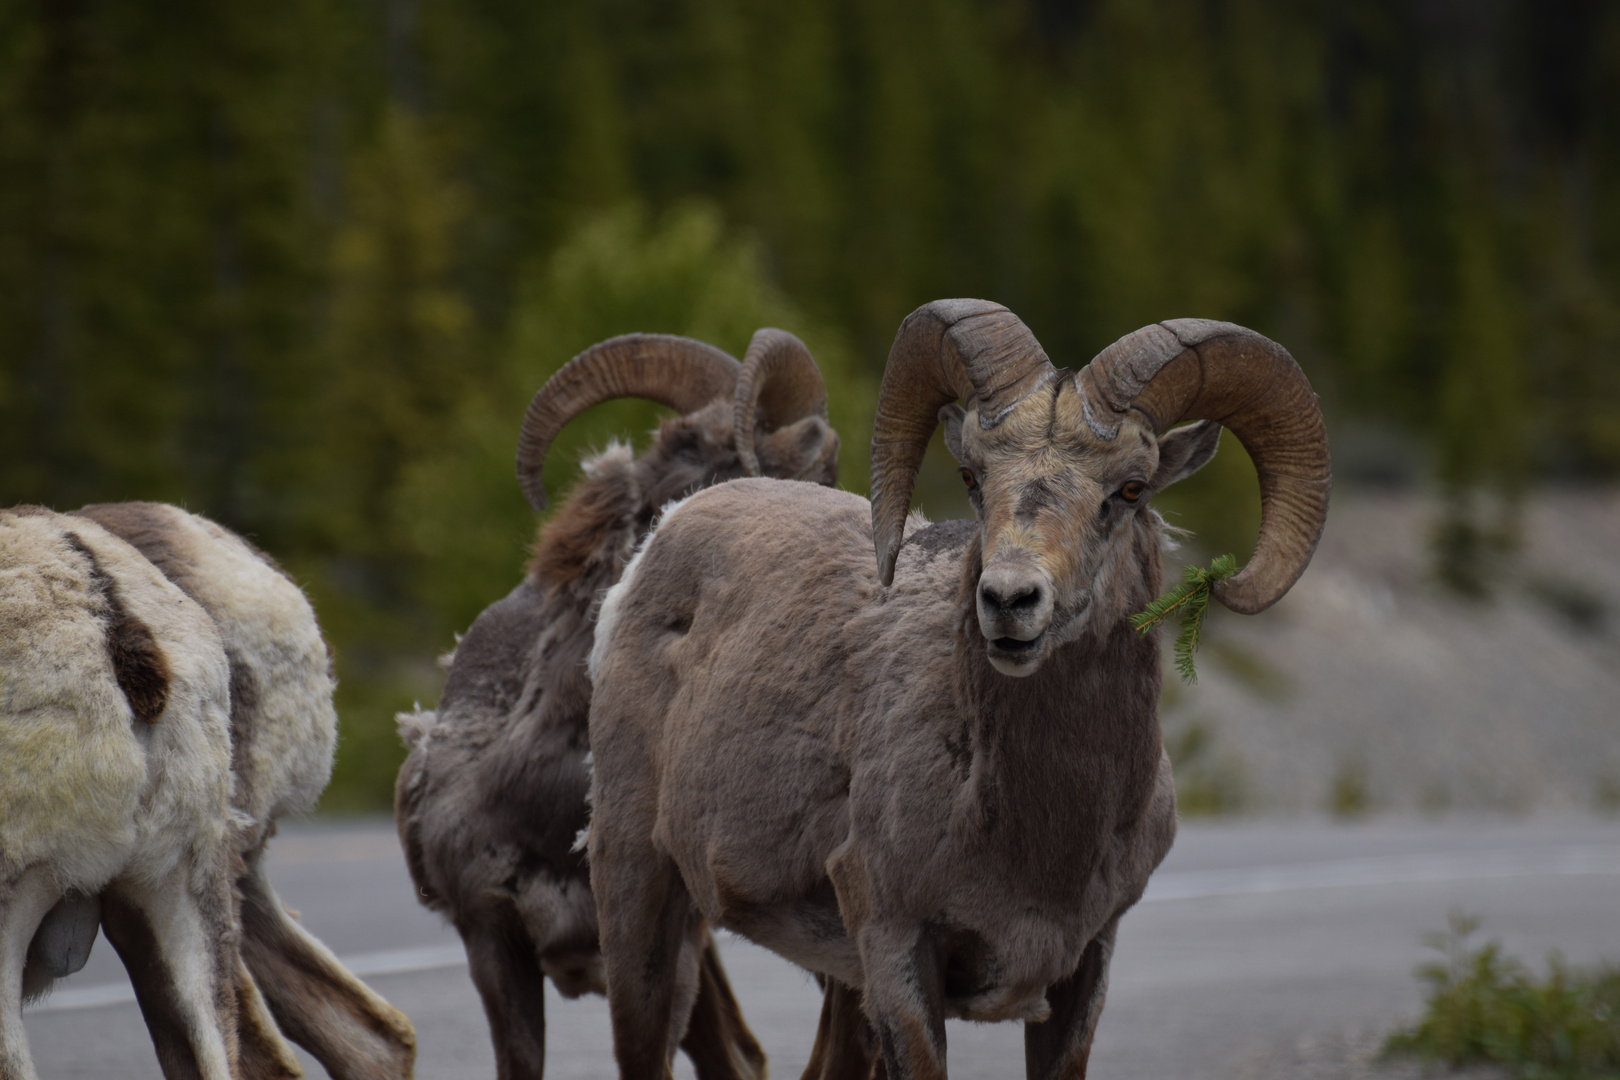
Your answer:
(1162, 489), (1620, 816)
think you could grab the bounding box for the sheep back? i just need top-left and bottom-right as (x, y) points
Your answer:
(75, 502), (337, 827)
(0, 508), (233, 890)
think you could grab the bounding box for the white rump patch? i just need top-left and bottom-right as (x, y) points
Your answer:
(587, 490), (698, 683)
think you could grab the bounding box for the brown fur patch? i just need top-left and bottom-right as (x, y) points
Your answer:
(231, 960), (304, 1080)
(73, 503), (197, 588)
(527, 469), (640, 586)
(62, 530), (172, 723)
(225, 647), (260, 808)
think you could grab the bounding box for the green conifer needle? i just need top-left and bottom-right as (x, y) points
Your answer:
(1130, 554), (1238, 683)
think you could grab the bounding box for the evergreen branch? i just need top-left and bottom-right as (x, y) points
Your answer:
(1131, 554), (1237, 683)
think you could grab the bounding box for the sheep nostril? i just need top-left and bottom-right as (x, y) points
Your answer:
(982, 582), (1042, 616)
(1007, 587), (1043, 613)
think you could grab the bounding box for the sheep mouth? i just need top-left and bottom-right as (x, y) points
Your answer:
(987, 633), (1044, 667)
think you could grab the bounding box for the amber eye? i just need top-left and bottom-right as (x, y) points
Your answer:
(960, 468), (978, 491)
(1119, 481), (1146, 502)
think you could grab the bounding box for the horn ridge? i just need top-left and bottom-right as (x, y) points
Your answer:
(515, 333), (741, 511)
(869, 299), (1057, 586)
(1077, 320), (1331, 615)
(733, 328), (829, 477)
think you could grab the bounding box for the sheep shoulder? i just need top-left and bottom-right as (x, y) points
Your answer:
(396, 577), (593, 915)
(588, 481), (965, 929)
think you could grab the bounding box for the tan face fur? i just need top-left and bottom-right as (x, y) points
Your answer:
(943, 378), (1221, 677)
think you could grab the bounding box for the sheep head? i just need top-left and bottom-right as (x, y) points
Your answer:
(871, 300), (1330, 678)
(516, 328), (838, 514)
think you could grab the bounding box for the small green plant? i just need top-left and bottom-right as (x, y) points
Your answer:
(1163, 719), (1247, 816)
(1386, 911), (1620, 1079)
(1132, 554), (1238, 683)
(1328, 756), (1371, 819)
(1595, 775), (1620, 817)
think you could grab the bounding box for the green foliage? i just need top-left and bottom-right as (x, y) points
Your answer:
(1328, 756), (1372, 819)
(1163, 719), (1248, 817)
(1132, 554), (1239, 683)
(4, 0), (1620, 808)
(1387, 912), (1620, 1079)
(320, 200), (862, 808)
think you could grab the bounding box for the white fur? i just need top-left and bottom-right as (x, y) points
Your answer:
(2, 511), (235, 1079)
(146, 507), (336, 823)
(0, 514), (232, 892)
(580, 439), (635, 479)
(588, 491), (698, 684)
(396, 704), (438, 753)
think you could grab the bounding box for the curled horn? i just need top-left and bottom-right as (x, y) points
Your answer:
(1076, 319), (1331, 614)
(733, 329), (829, 477)
(869, 300), (1059, 586)
(516, 334), (741, 511)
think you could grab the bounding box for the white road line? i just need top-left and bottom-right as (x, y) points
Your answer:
(1142, 845), (1620, 903)
(26, 944), (469, 1014)
(26, 845), (1619, 1014)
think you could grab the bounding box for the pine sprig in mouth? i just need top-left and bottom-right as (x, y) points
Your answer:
(1130, 553), (1239, 683)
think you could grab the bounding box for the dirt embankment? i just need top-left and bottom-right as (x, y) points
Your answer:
(1162, 489), (1620, 818)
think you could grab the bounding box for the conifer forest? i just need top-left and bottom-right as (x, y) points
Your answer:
(3, 0), (1616, 808)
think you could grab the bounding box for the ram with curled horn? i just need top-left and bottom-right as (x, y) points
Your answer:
(395, 328), (839, 1080)
(585, 299), (1330, 1079)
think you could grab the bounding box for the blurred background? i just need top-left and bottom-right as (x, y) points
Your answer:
(2, 0), (1616, 813)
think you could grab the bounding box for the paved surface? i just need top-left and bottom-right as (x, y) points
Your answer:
(24, 816), (1620, 1079)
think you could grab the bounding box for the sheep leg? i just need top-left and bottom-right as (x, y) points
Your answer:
(236, 852), (416, 1080)
(101, 859), (239, 1080)
(799, 976), (878, 1080)
(1022, 918), (1119, 1080)
(230, 951), (306, 1080)
(678, 927), (767, 1080)
(459, 907), (547, 1080)
(854, 923), (947, 1080)
(0, 865), (64, 1080)
(596, 851), (705, 1079)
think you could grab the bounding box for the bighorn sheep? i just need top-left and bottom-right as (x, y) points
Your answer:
(394, 329), (839, 1080)
(2, 507), (240, 1080)
(74, 501), (417, 1080)
(586, 300), (1331, 1079)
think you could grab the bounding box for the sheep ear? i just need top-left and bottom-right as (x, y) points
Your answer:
(1152, 420), (1222, 490)
(940, 404), (968, 463)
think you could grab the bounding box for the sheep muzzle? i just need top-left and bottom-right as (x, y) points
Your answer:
(977, 559), (1055, 676)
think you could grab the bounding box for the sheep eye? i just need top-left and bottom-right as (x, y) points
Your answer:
(1119, 481), (1146, 502)
(960, 468), (978, 491)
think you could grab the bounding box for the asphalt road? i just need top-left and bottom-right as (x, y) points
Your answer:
(24, 816), (1620, 1079)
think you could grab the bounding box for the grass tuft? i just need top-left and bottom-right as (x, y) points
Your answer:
(1385, 911), (1620, 1079)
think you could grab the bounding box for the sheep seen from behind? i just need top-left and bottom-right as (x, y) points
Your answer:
(1, 508), (241, 1080)
(394, 328), (840, 1080)
(585, 300), (1332, 1079)
(74, 501), (417, 1080)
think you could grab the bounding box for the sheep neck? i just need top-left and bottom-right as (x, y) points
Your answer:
(945, 527), (1166, 896)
